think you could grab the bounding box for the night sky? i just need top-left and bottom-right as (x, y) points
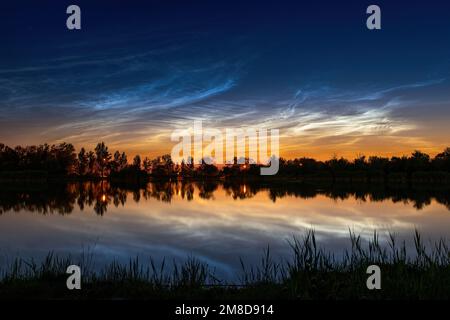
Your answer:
(1, 0), (450, 159)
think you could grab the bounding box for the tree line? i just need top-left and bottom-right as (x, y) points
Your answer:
(0, 142), (449, 181)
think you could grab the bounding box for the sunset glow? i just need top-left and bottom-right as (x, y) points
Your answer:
(1, 2), (449, 160)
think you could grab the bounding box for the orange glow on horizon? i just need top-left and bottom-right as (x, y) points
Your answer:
(79, 143), (446, 163)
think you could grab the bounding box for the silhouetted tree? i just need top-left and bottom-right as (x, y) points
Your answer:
(95, 142), (111, 177)
(87, 151), (96, 176)
(119, 152), (128, 171)
(78, 147), (88, 176)
(143, 157), (151, 173)
(433, 147), (450, 171)
(110, 151), (121, 173)
(133, 155), (141, 170)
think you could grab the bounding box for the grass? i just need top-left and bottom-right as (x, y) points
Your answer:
(0, 230), (449, 300)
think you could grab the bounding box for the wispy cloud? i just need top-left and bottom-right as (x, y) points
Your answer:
(1, 24), (448, 158)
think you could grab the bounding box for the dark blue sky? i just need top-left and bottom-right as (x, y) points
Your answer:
(1, 0), (449, 158)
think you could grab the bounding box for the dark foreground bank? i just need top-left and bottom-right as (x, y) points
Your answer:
(0, 230), (449, 300)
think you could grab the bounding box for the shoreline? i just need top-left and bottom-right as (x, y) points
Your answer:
(1, 171), (450, 186)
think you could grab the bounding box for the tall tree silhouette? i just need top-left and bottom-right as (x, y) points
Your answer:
(133, 155), (141, 170)
(78, 148), (88, 176)
(94, 142), (111, 177)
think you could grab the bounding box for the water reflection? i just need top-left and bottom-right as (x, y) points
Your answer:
(0, 181), (449, 215)
(0, 181), (449, 280)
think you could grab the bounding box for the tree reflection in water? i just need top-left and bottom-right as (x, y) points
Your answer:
(0, 181), (449, 215)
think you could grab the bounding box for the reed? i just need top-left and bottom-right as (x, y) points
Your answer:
(1, 230), (449, 299)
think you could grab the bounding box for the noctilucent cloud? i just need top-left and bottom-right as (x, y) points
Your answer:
(1, 0), (450, 159)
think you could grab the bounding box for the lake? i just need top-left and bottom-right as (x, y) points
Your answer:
(0, 181), (449, 280)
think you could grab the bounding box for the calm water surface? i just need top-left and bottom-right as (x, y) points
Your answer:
(0, 182), (449, 280)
